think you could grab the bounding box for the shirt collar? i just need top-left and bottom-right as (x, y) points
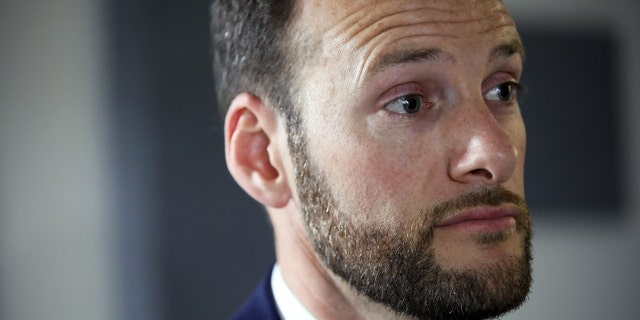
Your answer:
(271, 263), (317, 320)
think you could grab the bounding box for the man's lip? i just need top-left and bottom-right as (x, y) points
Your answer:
(435, 205), (520, 229)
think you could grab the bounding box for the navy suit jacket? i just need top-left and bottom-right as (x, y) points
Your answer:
(229, 268), (282, 320)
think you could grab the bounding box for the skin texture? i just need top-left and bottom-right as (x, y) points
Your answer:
(224, 0), (531, 319)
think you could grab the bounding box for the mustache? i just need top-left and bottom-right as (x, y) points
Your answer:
(428, 185), (529, 224)
(430, 185), (527, 218)
(405, 185), (529, 255)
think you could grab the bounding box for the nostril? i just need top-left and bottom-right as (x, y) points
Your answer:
(469, 168), (493, 181)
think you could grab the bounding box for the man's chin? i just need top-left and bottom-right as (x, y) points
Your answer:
(431, 228), (526, 270)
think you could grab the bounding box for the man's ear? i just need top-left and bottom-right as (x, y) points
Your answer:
(225, 92), (292, 208)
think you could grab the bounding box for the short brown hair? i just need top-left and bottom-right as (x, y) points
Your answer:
(210, 0), (298, 118)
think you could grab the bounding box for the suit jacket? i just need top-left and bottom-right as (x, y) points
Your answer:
(229, 268), (281, 320)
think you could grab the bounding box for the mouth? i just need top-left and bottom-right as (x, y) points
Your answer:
(434, 205), (520, 233)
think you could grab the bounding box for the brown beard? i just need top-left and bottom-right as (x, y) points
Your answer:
(287, 120), (532, 320)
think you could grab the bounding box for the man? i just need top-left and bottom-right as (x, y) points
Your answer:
(211, 0), (532, 319)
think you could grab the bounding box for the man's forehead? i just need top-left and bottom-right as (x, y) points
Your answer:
(291, 0), (519, 83)
(295, 0), (512, 31)
(292, 0), (517, 61)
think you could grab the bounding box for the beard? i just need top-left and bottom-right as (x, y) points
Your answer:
(287, 120), (532, 320)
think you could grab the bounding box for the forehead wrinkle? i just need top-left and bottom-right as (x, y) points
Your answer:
(333, 8), (513, 85)
(353, 18), (516, 85)
(319, 0), (507, 53)
(308, 1), (507, 38)
(329, 7), (441, 46)
(331, 6), (506, 51)
(296, 0), (516, 87)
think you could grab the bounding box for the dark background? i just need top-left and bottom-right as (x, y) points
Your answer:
(108, 1), (620, 319)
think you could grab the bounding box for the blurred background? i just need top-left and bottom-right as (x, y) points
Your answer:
(1, 0), (638, 319)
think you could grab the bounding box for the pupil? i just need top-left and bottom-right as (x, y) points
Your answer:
(402, 96), (420, 113)
(499, 84), (512, 100)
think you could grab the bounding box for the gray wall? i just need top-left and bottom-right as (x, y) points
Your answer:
(0, 1), (116, 319)
(1, 0), (638, 319)
(508, 1), (640, 319)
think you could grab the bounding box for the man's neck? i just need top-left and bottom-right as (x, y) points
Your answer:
(268, 206), (414, 320)
(271, 263), (316, 319)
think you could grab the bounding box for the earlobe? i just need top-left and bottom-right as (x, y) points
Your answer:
(225, 93), (292, 208)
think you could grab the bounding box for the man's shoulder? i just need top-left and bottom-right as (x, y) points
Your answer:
(229, 268), (281, 320)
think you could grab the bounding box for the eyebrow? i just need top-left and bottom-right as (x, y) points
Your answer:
(363, 39), (525, 83)
(366, 48), (453, 80)
(489, 39), (525, 62)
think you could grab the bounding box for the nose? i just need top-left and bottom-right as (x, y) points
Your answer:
(448, 106), (519, 185)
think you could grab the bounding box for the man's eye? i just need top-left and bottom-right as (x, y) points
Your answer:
(385, 95), (423, 114)
(485, 82), (520, 102)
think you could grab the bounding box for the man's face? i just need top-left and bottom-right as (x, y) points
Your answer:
(286, 0), (531, 318)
